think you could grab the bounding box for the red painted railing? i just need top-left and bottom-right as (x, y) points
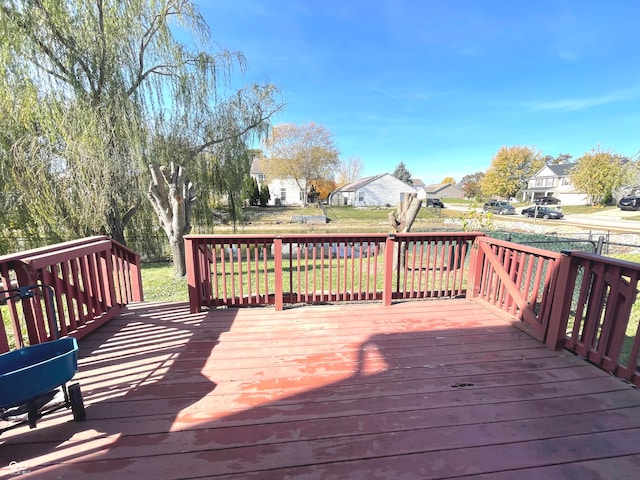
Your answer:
(546, 251), (640, 387)
(468, 237), (564, 342)
(185, 232), (484, 313)
(0, 236), (143, 352)
(392, 232), (479, 301)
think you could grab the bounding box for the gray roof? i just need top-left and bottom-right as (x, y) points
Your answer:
(543, 162), (575, 176)
(250, 157), (266, 174)
(335, 174), (388, 192)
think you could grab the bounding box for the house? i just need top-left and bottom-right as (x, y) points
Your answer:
(522, 162), (589, 205)
(250, 158), (306, 206)
(419, 182), (466, 200)
(328, 173), (416, 207)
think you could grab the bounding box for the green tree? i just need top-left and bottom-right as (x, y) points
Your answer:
(242, 176), (260, 206)
(458, 172), (485, 199)
(259, 182), (271, 207)
(570, 149), (633, 205)
(0, 0), (282, 256)
(482, 146), (544, 199)
(263, 122), (340, 204)
(542, 153), (573, 165)
(393, 162), (413, 185)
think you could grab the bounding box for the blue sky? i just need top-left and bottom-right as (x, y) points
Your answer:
(200, 0), (640, 184)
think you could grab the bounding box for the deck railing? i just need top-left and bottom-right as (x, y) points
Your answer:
(0, 236), (143, 352)
(186, 232), (640, 387)
(468, 236), (564, 342)
(546, 251), (640, 387)
(185, 232), (484, 313)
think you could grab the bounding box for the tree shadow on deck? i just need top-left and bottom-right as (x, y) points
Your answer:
(0, 301), (235, 473)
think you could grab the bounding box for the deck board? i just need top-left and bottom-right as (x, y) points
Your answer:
(1, 299), (639, 479)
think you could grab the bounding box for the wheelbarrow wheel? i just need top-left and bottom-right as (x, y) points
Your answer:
(68, 383), (86, 422)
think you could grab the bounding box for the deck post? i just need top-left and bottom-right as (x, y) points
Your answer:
(185, 236), (201, 314)
(129, 253), (144, 302)
(383, 235), (396, 306)
(466, 237), (484, 299)
(274, 237), (284, 311)
(13, 262), (41, 345)
(544, 253), (574, 350)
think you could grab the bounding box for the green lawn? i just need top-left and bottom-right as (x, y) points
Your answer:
(141, 262), (189, 303)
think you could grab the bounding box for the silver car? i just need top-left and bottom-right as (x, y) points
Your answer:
(483, 200), (516, 215)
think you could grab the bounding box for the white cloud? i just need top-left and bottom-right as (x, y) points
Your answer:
(529, 87), (640, 112)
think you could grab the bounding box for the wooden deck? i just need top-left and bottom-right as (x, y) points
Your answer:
(2, 300), (640, 479)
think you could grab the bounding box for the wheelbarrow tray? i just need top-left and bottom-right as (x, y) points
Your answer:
(0, 337), (78, 409)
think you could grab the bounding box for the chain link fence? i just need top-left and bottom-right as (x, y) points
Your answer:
(489, 230), (640, 264)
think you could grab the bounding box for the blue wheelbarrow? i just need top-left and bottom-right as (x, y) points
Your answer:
(0, 285), (85, 434)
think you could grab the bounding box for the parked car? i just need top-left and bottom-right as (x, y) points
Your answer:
(521, 206), (564, 219)
(483, 200), (516, 215)
(618, 196), (640, 211)
(425, 198), (445, 208)
(534, 196), (561, 205)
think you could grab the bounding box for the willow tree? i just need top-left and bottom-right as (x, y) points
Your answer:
(0, 1), (282, 250)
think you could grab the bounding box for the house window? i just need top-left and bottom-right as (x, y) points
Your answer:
(535, 178), (542, 187)
(562, 177), (570, 185)
(358, 191), (365, 203)
(257, 174), (266, 182)
(544, 178), (554, 186)
(280, 188), (286, 202)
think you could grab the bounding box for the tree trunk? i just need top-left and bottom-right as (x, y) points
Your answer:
(170, 235), (186, 278)
(147, 162), (196, 278)
(106, 198), (141, 245)
(388, 193), (422, 234)
(388, 193), (423, 269)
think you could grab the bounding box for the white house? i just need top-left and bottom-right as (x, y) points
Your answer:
(328, 174), (416, 207)
(522, 163), (589, 205)
(250, 158), (306, 206)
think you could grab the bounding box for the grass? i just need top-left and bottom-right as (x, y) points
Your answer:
(141, 262), (188, 303)
(215, 205), (450, 235)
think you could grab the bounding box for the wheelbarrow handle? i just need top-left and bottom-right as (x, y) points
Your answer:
(0, 284), (60, 340)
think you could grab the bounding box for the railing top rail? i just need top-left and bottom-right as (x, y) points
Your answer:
(279, 233), (389, 242)
(185, 233), (391, 243)
(563, 250), (640, 270)
(110, 237), (141, 258)
(185, 232), (487, 243)
(0, 235), (110, 264)
(21, 239), (113, 269)
(477, 236), (564, 259)
(185, 234), (279, 242)
(395, 231), (485, 240)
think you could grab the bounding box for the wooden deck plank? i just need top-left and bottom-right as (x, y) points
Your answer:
(1, 300), (639, 479)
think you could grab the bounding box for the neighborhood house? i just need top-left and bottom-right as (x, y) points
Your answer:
(418, 182), (466, 200)
(250, 158), (306, 206)
(328, 173), (416, 207)
(522, 162), (588, 205)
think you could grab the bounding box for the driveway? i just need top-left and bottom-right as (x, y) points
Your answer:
(446, 204), (640, 233)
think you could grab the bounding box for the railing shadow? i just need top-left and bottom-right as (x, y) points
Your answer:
(4, 303), (640, 478)
(0, 301), (235, 472)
